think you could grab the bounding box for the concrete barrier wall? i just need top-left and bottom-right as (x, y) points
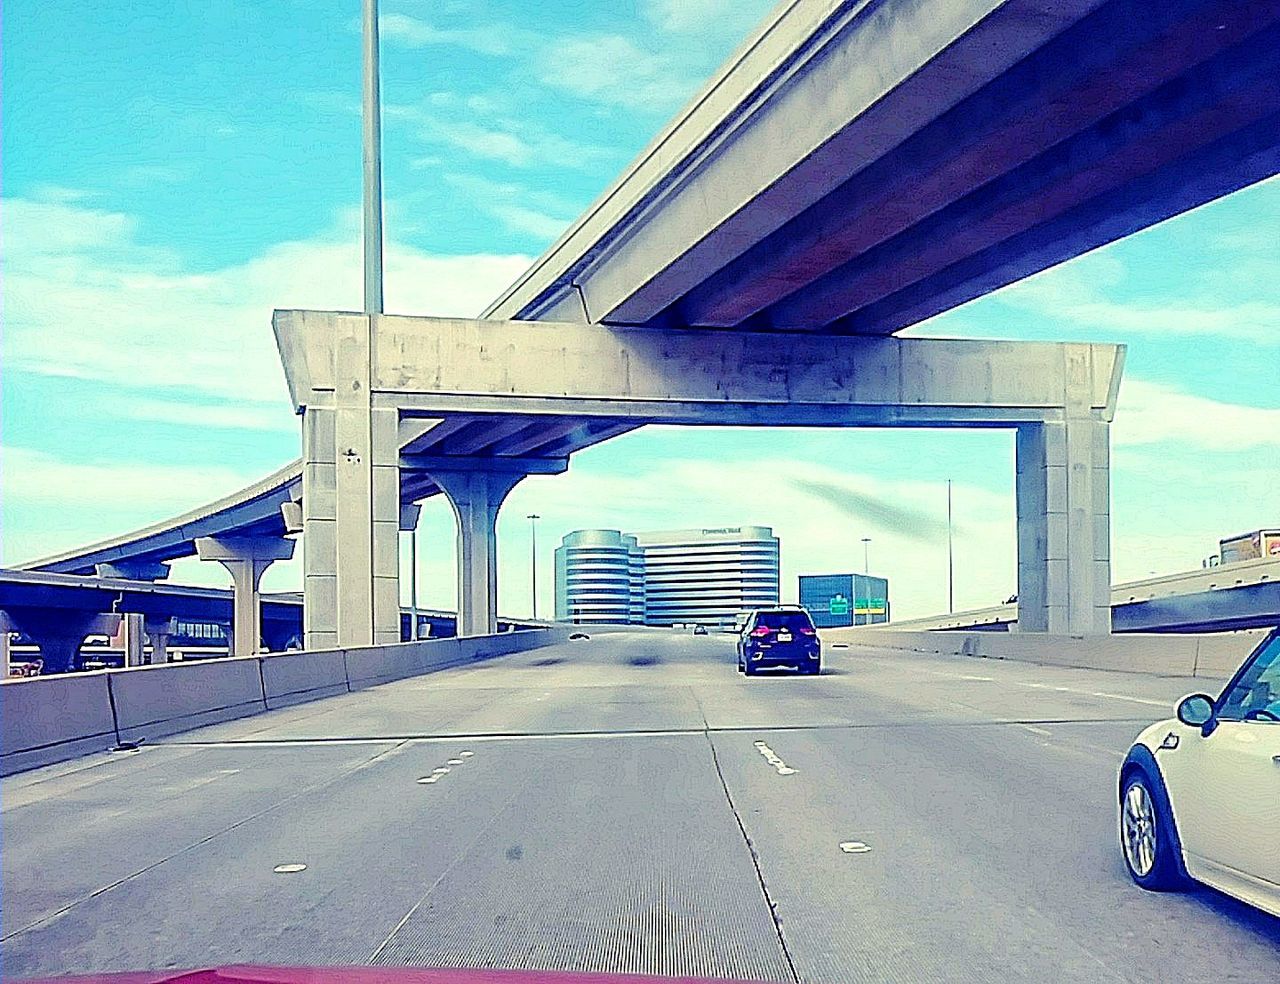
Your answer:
(261, 647), (349, 708)
(1, 628), (564, 776)
(0, 672), (118, 775)
(828, 627), (1269, 681)
(111, 657), (267, 743)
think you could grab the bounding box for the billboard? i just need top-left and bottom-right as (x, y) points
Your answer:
(799, 574), (890, 627)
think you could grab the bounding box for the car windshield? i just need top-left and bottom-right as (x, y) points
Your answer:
(5, 2), (1280, 983)
(1218, 632), (1280, 721)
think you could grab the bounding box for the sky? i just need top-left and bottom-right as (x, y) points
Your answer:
(3, 0), (1278, 621)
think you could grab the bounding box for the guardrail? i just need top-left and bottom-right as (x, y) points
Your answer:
(827, 627), (1269, 680)
(1, 628), (567, 776)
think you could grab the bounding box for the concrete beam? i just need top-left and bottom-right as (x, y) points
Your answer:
(274, 311), (1124, 426)
(95, 561), (170, 581)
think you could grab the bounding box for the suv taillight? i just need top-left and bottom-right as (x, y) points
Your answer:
(800, 627), (816, 636)
(751, 625), (772, 637)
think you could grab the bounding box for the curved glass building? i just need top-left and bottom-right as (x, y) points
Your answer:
(554, 530), (645, 625)
(555, 526), (780, 629)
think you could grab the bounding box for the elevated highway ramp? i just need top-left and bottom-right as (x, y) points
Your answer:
(4, 632), (1276, 982)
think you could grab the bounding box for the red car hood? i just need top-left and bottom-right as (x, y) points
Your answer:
(17, 967), (776, 984)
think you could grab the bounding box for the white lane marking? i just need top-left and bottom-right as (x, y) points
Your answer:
(958, 675), (994, 682)
(1089, 691), (1169, 708)
(913, 665), (1174, 709)
(417, 775), (441, 784)
(1020, 725), (1053, 737)
(446, 758), (464, 765)
(459, 751), (475, 758)
(839, 841), (871, 854)
(273, 863), (307, 874)
(432, 767), (450, 774)
(753, 740), (797, 776)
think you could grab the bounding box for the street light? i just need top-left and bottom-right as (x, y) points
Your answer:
(861, 537), (871, 575)
(527, 514), (541, 620)
(361, 0), (384, 315)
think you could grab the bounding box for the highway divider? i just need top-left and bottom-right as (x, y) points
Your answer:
(827, 627), (1269, 680)
(1, 628), (567, 776)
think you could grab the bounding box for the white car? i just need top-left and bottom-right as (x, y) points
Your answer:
(1119, 628), (1280, 916)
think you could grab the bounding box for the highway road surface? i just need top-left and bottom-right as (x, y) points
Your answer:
(3, 632), (1277, 982)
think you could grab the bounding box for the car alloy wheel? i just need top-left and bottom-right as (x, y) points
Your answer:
(1122, 781), (1158, 878)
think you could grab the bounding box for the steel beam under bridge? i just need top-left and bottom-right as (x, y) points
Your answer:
(275, 311), (1124, 647)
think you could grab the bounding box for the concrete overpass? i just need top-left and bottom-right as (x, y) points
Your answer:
(885, 557), (1280, 633)
(21, 0), (1280, 652)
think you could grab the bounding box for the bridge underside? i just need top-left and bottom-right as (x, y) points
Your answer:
(488, 0), (1280, 335)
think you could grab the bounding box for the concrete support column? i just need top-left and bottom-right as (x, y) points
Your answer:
(144, 616), (175, 665)
(1, 612), (12, 677)
(123, 613), (146, 666)
(196, 536), (295, 658)
(1015, 416), (1111, 634)
(299, 315), (400, 650)
(401, 502), (422, 642)
(430, 470), (527, 637)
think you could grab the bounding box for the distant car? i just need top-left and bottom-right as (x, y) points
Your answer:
(737, 607), (820, 675)
(693, 625), (708, 636)
(1118, 628), (1280, 917)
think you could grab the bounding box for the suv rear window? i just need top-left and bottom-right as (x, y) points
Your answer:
(755, 611), (815, 630)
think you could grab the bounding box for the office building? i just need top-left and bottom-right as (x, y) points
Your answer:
(553, 530), (646, 625)
(555, 526), (780, 628)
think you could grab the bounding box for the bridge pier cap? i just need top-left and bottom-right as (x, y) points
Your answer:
(274, 311), (1123, 637)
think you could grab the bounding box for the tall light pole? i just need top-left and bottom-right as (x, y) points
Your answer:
(946, 479), (955, 614)
(861, 537), (871, 575)
(362, 0), (384, 315)
(527, 514), (541, 620)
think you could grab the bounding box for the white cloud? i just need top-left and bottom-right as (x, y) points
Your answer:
(441, 173), (573, 240)
(3, 195), (532, 406)
(642, 0), (774, 38)
(538, 35), (700, 113)
(388, 95), (618, 172)
(1114, 380), (1280, 449)
(376, 12), (513, 56)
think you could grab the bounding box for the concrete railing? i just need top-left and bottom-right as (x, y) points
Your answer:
(827, 627), (1269, 680)
(1, 628), (568, 776)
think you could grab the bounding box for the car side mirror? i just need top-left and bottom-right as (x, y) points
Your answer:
(1176, 693), (1216, 735)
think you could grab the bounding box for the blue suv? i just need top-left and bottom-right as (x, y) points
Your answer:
(737, 607), (821, 675)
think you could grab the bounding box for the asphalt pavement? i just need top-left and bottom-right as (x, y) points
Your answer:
(3, 632), (1277, 982)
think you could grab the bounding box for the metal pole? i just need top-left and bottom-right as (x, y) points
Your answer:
(947, 480), (955, 614)
(409, 525), (419, 640)
(861, 537), (871, 575)
(362, 0), (384, 315)
(527, 514), (541, 619)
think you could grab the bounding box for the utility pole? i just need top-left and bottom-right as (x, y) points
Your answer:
(362, 0), (384, 315)
(861, 537), (871, 575)
(527, 514), (541, 619)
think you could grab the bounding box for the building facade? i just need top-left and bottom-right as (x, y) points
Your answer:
(555, 526), (780, 629)
(554, 530), (645, 625)
(798, 573), (890, 627)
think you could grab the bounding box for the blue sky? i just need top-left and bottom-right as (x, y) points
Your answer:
(3, 0), (1278, 619)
